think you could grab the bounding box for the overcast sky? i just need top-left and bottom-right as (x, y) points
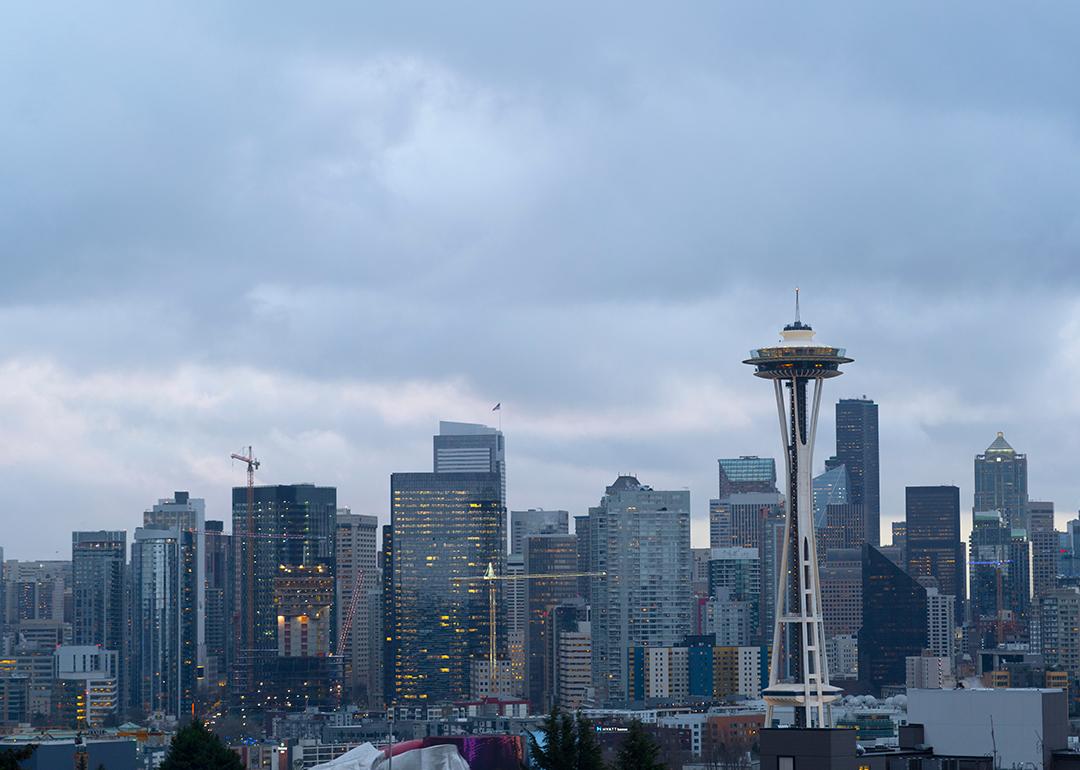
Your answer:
(3, 2), (1080, 559)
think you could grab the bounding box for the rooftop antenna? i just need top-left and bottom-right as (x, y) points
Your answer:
(795, 287), (801, 324)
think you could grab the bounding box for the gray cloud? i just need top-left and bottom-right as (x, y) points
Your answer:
(1, 2), (1079, 557)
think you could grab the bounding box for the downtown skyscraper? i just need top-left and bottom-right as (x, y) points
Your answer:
(232, 483), (337, 712)
(587, 475), (690, 707)
(386, 423), (506, 704)
(974, 432), (1029, 531)
(386, 471), (505, 704)
(433, 421), (506, 507)
(835, 397), (880, 547)
(133, 491), (205, 718)
(905, 486), (965, 611)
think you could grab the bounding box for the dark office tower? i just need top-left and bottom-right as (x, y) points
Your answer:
(905, 486), (966, 611)
(336, 511), (380, 706)
(203, 520), (232, 695)
(72, 531), (127, 702)
(433, 421), (506, 506)
(510, 510), (569, 556)
(974, 432), (1028, 531)
(1029, 501), (1058, 599)
(523, 534), (578, 711)
(891, 522), (907, 562)
(835, 397), (880, 547)
(858, 545), (927, 694)
(232, 484), (336, 710)
(717, 456), (777, 499)
(387, 472), (504, 704)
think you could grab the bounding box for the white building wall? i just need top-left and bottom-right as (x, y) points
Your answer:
(908, 688), (1067, 770)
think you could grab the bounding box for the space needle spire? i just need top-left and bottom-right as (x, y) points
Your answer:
(744, 294), (852, 728)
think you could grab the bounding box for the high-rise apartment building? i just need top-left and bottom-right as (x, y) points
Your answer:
(587, 475), (691, 706)
(905, 486), (966, 611)
(835, 397), (880, 547)
(974, 432), (1028, 531)
(232, 484), (337, 711)
(707, 547), (761, 645)
(142, 491), (205, 703)
(1040, 588), (1080, 684)
(131, 526), (197, 718)
(386, 471), (504, 704)
(859, 545), (927, 694)
(510, 510), (569, 556)
(717, 456), (777, 499)
(2, 560), (69, 624)
(433, 421), (506, 506)
(203, 520), (232, 695)
(71, 531), (127, 703)
(336, 511), (380, 707)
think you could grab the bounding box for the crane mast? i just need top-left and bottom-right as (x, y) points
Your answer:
(230, 446), (259, 693)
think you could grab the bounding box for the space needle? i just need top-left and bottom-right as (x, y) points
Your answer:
(744, 290), (852, 728)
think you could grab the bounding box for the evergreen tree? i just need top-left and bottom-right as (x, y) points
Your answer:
(614, 720), (664, 770)
(527, 708), (577, 770)
(0, 745), (35, 770)
(573, 713), (605, 770)
(159, 720), (243, 770)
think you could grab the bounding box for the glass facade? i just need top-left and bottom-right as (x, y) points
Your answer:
(523, 533), (578, 711)
(718, 456), (777, 499)
(231, 484), (337, 710)
(387, 472), (505, 704)
(71, 531), (127, 702)
(974, 432), (1028, 531)
(836, 398), (880, 547)
(859, 544), (927, 693)
(905, 486), (965, 609)
(587, 476), (691, 706)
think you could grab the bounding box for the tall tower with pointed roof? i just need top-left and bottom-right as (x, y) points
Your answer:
(974, 431), (1029, 532)
(744, 292), (851, 728)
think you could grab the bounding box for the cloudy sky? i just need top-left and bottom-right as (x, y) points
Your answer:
(3, 2), (1079, 559)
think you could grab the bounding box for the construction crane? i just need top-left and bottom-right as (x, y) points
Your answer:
(231, 446), (260, 683)
(334, 570), (366, 658)
(452, 562), (605, 683)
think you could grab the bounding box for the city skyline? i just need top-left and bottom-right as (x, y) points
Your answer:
(1, 400), (1069, 561)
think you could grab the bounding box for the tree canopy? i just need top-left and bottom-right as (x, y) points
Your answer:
(614, 720), (665, 770)
(159, 720), (243, 770)
(528, 708), (605, 770)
